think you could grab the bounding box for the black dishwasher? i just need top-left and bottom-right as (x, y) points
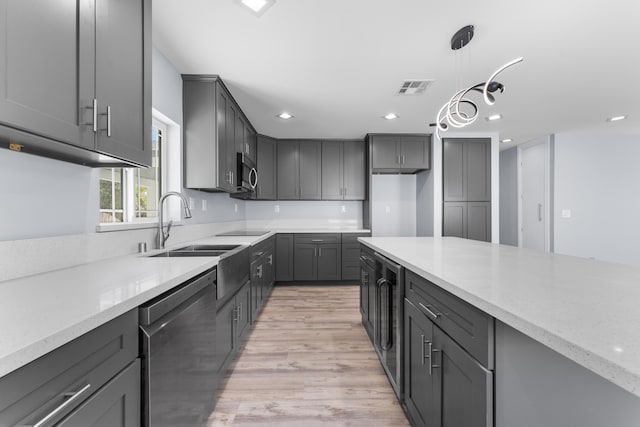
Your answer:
(139, 268), (217, 427)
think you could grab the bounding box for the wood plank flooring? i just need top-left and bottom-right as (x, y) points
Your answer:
(207, 285), (409, 426)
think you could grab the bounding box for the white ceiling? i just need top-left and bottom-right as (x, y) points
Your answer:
(153, 0), (640, 150)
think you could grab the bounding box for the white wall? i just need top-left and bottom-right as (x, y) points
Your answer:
(499, 147), (518, 246)
(553, 131), (640, 265)
(371, 175), (417, 236)
(245, 200), (363, 229)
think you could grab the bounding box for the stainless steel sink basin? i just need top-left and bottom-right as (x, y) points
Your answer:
(148, 244), (243, 258)
(174, 244), (241, 251)
(150, 250), (227, 258)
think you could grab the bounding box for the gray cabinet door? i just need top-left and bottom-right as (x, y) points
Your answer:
(342, 244), (362, 281)
(317, 243), (341, 281)
(400, 136), (429, 169)
(57, 360), (140, 427)
(404, 300), (436, 427)
(236, 283), (251, 338)
(343, 140), (366, 200)
(275, 234), (294, 281)
(256, 135), (277, 199)
(95, 0), (150, 167)
(443, 139), (467, 202)
(371, 135), (400, 169)
(0, 0), (93, 150)
(443, 202), (467, 238)
(277, 140), (299, 200)
(216, 297), (236, 375)
(225, 101), (239, 191)
(466, 139), (491, 201)
(433, 326), (493, 427)
(321, 140), (343, 200)
(299, 140), (322, 200)
(294, 243), (317, 281)
(467, 202), (491, 242)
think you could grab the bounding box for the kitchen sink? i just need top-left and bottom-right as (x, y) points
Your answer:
(148, 244), (243, 258)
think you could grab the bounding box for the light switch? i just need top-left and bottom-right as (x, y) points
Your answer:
(202, 199), (207, 211)
(234, 203), (238, 213)
(385, 205), (391, 213)
(275, 205), (280, 213)
(341, 205), (346, 213)
(189, 197), (195, 210)
(561, 209), (571, 218)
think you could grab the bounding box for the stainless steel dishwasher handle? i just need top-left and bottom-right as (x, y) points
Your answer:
(419, 302), (442, 321)
(29, 383), (92, 427)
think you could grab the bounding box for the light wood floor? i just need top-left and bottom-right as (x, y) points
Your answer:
(207, 285), (409, 427)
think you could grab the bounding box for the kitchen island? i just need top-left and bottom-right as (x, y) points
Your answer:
(360, 236), (640, 426)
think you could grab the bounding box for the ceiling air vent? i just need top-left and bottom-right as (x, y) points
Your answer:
(397, 80), (433, 95)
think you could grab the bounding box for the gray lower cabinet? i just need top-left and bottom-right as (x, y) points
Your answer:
(57, 360), (140, 427)
(216, 282), (251, 375)
(276, 234), (294, 281)
(342, 233), (370, 281)
(256, 135), (277, 199)
(293, 234), (342, 281)
(277, 140), (321, 200)
(404, 270), (494, 427)
(443, 201), (491, 242)
(251, 237), (275, 322)
(369, 134), (431, 173)
(0, 310), (138, 426)
(321, 140), (366, 200)
(0, 0), (151, 167)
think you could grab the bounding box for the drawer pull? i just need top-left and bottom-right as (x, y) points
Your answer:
(418, 302), (442, 320)
(31, 383), (92, 427)
(311, 239), (324, 242)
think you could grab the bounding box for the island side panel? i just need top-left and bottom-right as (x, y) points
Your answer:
(495, 321), (640, 427)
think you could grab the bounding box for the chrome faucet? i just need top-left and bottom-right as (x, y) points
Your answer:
(157, 192), (193, 249)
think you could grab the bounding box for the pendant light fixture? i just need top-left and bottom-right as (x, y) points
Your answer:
(433, 25), (523, 139)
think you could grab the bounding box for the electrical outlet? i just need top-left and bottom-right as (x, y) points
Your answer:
(275, 205), (280, 213)
(202, 199), (207, 211)
(189, 197), (195, 210)
(234, 203), (238, 213)
(385, 205), (391, 213)
(561, 209), (571, 218)
(341, 205), (346, 213)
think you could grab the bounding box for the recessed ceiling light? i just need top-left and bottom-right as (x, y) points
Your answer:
(236, 0), (276, 16)
(486, 114), (503, 121)
(607, 115), (628, 122)
(277, 112), (293, 119)
(383, 113), (399, 120)
(501, 138), (512, 143)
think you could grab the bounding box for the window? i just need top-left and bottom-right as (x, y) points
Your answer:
(99, 119), (166, 224)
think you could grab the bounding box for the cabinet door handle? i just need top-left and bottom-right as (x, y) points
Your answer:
(428, 342), (441, 375)
(319, 247), (322, 257)
(30, 383), (92, 427)
(90, 98), (98, 132)
(538, 203), (543, 221)
(421, 335), (430, 366)
(419, 302), (441, 320)
(314, 247), (317, 257)
(107, 105), (111, 137)
(257, 265), (263, 278)
(267, 254), (273, 265)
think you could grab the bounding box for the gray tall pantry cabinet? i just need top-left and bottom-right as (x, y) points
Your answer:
(0, 0), (151, 167)
(442, 138), (491, 242)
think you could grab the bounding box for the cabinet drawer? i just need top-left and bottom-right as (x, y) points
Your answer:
(341, 233), (370, 244)
(405, 270), (494, 368)
(294, 233), (341, 245)
(341, 243), (362, 280)
(0, 310), (138, 426)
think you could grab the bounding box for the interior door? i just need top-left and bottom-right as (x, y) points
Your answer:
(521, 142), (547, 251)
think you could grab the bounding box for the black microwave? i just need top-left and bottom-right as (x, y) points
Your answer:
(236, 152), (258, 193)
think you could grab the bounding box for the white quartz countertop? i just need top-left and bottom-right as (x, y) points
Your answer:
(359, 236), (640, 398)
(0, 228), (369, 378)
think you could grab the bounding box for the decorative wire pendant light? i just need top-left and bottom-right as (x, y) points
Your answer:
(433, 25), (523, 139)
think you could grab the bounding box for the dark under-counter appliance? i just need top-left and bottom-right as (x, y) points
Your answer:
(374, 251), (404, 399)
(139, 268), (217, 427)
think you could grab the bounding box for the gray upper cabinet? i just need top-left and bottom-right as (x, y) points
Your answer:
(443, 138), (491, 202)
(277, 140), (321, 200)
(183, 75), (253, 192)
(235, 114), (256, 163)
(370, 134), (431, 173)
(0, 0), (151, 167)
(256, 135), (277, 199)
(321, 140), (365, 200)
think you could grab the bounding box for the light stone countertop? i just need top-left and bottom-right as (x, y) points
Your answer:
(0, 228), (369, 379)
(359, 236), (640, 399)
